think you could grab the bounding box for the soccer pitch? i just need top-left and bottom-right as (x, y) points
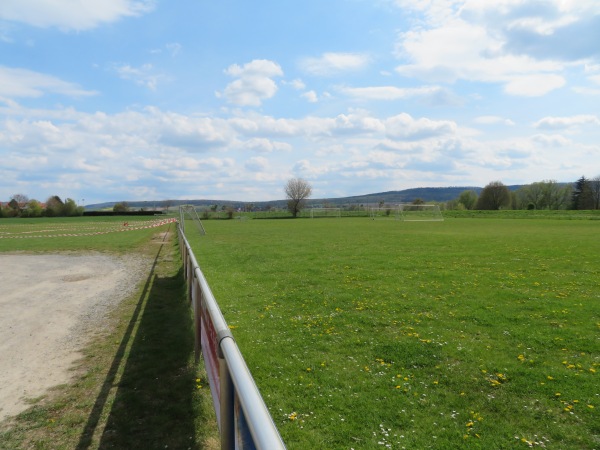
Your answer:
(189, 216), (599, 449)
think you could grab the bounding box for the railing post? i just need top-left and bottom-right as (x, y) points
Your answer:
(219, 357), (235, 450)
(187, 257), (193, 302)
(193, 280), (202, 363)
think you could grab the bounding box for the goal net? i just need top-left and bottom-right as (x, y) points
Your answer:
(310, 207), (342, 218)
(399, 204), (444, 222)
(179, 205), (207, 235)
(369, 206), (400, 220)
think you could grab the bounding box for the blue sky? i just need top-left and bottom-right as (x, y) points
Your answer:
(1, 0), (599, 205)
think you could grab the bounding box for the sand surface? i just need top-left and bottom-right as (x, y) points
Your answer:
(0, 253), (148, 422)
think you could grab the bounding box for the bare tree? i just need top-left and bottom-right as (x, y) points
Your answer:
(8, 194), (29, 215)
(163, 199), (174, 212)
(284, 177), (312, 217)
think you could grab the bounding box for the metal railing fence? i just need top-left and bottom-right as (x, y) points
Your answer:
(178, 224), (286, 450)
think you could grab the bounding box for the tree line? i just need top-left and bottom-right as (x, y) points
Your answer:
(446, 176), (600, 211)
(0, 194), (84, 218)
(3, 175), (599, 219)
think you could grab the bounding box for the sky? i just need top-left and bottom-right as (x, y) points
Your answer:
(1, 0), (599, 205)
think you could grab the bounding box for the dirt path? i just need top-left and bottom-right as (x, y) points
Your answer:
(0, 253), (148, 422)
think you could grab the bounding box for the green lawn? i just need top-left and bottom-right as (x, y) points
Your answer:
(189, 216), (599, 449)
(0, 216), (174, 253)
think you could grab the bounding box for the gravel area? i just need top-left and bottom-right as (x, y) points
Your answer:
(0, 252), (150, 422)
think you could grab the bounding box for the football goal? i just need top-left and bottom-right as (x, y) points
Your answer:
(399, 203), (444, 222)
(369, 206), (400, 220)
(310, 207), (342, 218)
(179, 205), (207, 235)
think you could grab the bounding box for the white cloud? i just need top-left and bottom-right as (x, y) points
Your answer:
(1, 99), (597, 203)
(534, 115), (600, 130)
(283, 79), (305, 90)
(384, 113), (457, 141)
(242, 137), (292, 153)
(504, 74), (565, 96)
(338, 85), (443, 101)
(113, 63), (166, 90)
(0, 0), (155, 31)
(391, 1), (599, 96)
(301, 90), (318, 103)
(151, 43), (182, 57)
(245, 156), (269, 171)
(395, 18), (565, 95)
(155, 111), (229, 150)
(531, 133), (571, 147)
(218, 59), (283, 107)
(474, 116), (515, 126)
(0, 66), (97, 98)
(300, 52), (370, 76)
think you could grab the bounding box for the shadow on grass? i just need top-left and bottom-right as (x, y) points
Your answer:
(77, 235), (213, 449)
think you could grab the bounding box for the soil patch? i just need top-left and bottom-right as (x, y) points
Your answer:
(0, 253), (149, 421)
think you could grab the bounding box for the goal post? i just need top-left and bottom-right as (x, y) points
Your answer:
(179, 205), (207, 235)
(310, 207), (342, 218)
(399, 203), (444, 222)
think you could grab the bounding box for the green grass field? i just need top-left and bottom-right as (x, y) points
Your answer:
(188, 216), (599, 449)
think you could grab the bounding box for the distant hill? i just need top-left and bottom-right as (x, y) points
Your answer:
(86, 185), (526, 210)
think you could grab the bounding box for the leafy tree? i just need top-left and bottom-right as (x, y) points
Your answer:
(475, 181), (511, 210)
(571, 176), (593, 210)
(45, 195), (64, 217)
(113, 202), (130, 212)
(589, 176), (600, 210)
(63, 198), (83, 216)
(6, 199), (20, 217)
(225, 206), (235, 219)
(285, 177), (312, 218)
(25, 199), (44, 217)
(517, 180), (570, 210)
(458, 190), (478, 210)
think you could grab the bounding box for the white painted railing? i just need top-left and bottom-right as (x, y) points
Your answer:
(178, 224), (286, 450)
